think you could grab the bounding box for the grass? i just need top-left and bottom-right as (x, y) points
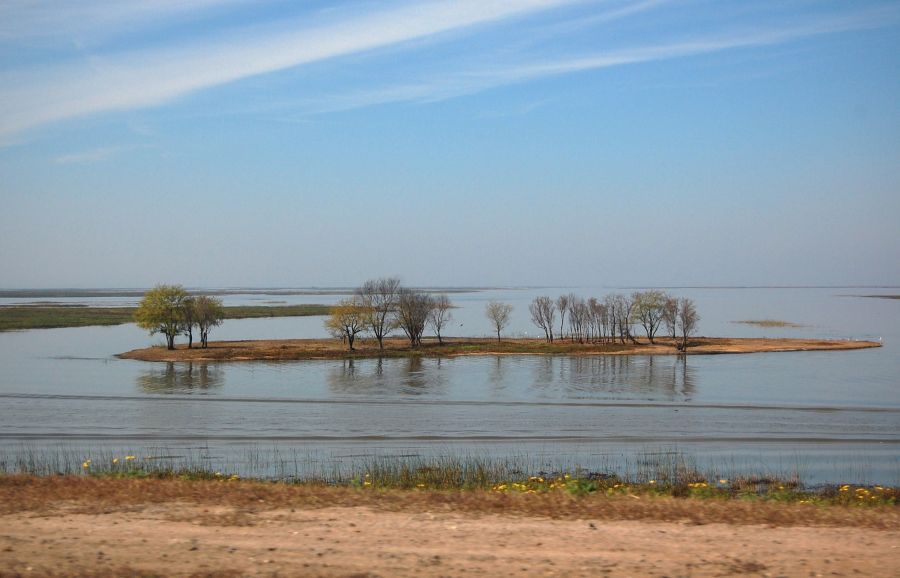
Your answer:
(2, 448), (896, 514)
(0, 304), (330, 331)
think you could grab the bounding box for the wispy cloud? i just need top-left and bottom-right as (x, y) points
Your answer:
(2, 1), (897, 140)
(0, 0), (579, 139)
(290, 5), (900, 114)
(0, 0), (244, 43)
(54, 145), (133, 164)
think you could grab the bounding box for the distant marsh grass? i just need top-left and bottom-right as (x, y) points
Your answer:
(733, 319), (805, 328)
(0, 304), (330, 331)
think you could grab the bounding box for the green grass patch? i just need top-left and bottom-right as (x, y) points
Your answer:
(0, 304), (330, 331)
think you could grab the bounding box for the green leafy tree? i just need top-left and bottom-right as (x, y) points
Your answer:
(632, 290), (668, 344)
(134, 284), (188, 350)
(193, 295), (225, 349)
(180, 296), (197, 349)
(325, 298), (368, 351)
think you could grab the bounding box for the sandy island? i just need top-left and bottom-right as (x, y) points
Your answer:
(1, 476), (897, 577)
(118, 336), (881, 362)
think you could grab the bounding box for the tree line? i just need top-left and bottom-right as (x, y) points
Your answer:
(529, 290), (699, 350)
(135, 284), (225, 350)
(325, 278), (455, 351)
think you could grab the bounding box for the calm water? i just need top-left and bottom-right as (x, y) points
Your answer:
(0, 287), (897, 484)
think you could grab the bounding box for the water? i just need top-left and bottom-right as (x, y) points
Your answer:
(0, 287), (897, 484)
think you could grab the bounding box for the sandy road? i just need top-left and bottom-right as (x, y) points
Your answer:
(2, 503), (899, 577)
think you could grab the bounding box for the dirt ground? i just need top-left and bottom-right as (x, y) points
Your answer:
(1, 477), (897, 577)
(3, 503), (899, 577)
(117, 336), (881, 362)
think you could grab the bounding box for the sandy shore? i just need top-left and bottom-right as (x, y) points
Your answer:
(118, 336), (882, 362)
(1, 477), (897, 577)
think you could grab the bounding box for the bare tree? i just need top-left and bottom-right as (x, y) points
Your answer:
(662, 296), (680, 342)
(357, 277), (401, 350)
(396, 288), (434, 347)
(555, 295), (570, 341)
(604, 294), (618, 344)
(567, 297), (589, 343)
(324, 297), (368, 351)
(428, 293), (453, 344)
(529, 296), (556, 342)
(608, 293), (636, 344)
(632, 290), (668, 344)
(485, 301), (513, 343)
(676, 298), (700, 351)
(588, 298), (607, 343)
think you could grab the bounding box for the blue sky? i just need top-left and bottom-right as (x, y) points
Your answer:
(1, 0), (898, 288)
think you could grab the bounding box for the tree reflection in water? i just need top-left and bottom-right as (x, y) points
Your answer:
(137, 362), (224, 393)
(532, 355), (695, 400)
(327, 356), (446, 396)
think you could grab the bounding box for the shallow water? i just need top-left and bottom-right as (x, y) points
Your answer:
(0, 287), (897, 484)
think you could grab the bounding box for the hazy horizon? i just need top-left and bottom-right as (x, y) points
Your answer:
(2, 1), (898, 288)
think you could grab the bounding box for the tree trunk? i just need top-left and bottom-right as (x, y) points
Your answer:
(187, 329), (193, 349)
(348, 332), (355, 351)
(496, 329), (501, 343)
(166, 333), (175, 350)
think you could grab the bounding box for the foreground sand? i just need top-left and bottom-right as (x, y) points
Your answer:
(118, 336), (881, 362)
(1, 477), (897, 577)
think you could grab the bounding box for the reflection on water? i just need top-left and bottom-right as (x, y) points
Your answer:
(321, 354), (695, 402)
(137, 363), (224, 393)
(544, 355), (695, 400)
(326, 357), (447, 396)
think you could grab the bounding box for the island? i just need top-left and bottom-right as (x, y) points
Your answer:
(117, 336), (881, 362)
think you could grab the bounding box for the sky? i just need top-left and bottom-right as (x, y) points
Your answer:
(1, 0), (898, 289)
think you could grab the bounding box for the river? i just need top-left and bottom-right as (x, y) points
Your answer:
(0, 287), (897, 485)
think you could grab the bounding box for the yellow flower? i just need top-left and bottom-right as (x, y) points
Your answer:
(82, 460), (91, 468)
(648, 480), (656, 485)
(718, 479), (728, 484)
(112, 458), (119, 464)
(125, 456), (136, 461)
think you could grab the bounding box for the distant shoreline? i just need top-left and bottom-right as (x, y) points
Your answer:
(0, 287), (487, 299)
(117, 336), (881, 362)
